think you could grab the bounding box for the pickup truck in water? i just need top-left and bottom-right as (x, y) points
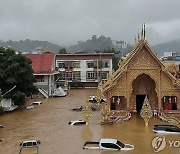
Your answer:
(83, 138), (134, 151)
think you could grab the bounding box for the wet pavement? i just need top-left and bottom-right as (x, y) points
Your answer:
(0, 89), (179, 154)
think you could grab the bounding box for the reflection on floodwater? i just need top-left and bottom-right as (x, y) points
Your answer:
(0, 89), (179, 154)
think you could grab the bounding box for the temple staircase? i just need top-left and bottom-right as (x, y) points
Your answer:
(38, 88), (49, 98)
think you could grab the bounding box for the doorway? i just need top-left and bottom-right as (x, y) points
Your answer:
(136, 95), (146, 113)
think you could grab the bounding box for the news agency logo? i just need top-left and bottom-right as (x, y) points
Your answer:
(152, 136), (166, 152)
(152, 136), (180, 152)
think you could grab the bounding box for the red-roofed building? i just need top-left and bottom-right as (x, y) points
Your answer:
(24, 53), (59, 98)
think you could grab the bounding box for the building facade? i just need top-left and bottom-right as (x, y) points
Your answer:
(24, 53), (58, 98)
(100, 32), (180, 113)
(55, 53), (113, 87)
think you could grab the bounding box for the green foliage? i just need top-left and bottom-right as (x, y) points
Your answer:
(12, 91), (26, 105)
(96, 48), (121, 71)
(59, 48), (68, 54)
(0, 39), (61, 53)
(69, 35), (113, 53)
(75, 51), (87, 54)
(0, 47), (37, 105)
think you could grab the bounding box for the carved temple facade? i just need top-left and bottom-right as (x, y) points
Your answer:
(100, 32), (180, 113)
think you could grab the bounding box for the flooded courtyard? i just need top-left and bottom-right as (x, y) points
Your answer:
(0, 89), (179, 154)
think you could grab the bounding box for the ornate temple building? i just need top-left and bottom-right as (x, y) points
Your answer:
(100, 25), (180, 113)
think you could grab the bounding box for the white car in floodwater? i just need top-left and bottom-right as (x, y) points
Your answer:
(83, 138), (134, 151)
(32, 101), (42, 105)
(68, 120), (86, 125)
(25, 105), (34, 110)
(20, 140), (41, 148)
(0, 125), (5, 128)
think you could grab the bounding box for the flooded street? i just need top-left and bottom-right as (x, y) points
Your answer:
(0, 89), (179, 154)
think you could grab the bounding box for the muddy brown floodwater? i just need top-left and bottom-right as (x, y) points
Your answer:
(0, 89), (179, 154)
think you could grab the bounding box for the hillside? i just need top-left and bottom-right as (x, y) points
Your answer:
(68, 35), (132, 55)
(152, 39), (180, 56)
(1, 37), (180, 56)
(0, 39), (61, 53)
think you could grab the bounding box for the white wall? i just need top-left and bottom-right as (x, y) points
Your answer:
(80, 60), (86, 82)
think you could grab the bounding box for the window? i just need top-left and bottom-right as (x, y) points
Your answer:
(73, 71), (81, 80)
(97, 71), (108, 80)
(33, 142), (37, 146)
(116, 140), (125, 148)
(162, 96), (177, 110)
(87, 61), (95, 68)
(87, 72), (95, 80)
(103, 61), (109, 68)
(35, 76), (44, 82)
(58, 72), (66, 80)
(98, 61), (109, 68)
(101, 143), (120, 150)
(66, 72), (72, 80)
(101, 72), (108, 79)
(26, 142), (32, 147)
(58, 62), (65, 68)
(72, 62), (80, 68)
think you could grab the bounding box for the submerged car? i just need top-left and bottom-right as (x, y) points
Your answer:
(25, 105), (34, 110)
(89, 96), (97, 103)
(83, 138), (134, 151)
(20, 140), (41, 148)
(32, 101), (42, 105)
(68, 120), (86, 125)
(0, 125), (5, 128)
(72, 106), (84, 111)
(153, 125), (180, 134)
(89, 96), (106, 104)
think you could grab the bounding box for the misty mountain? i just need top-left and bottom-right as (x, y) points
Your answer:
(68, 35), (132, 55)
(0, 39), (61, 53)
(152, 39), (180, 56)
(68, 35), (113, 53)
(1, 37), (180, 56)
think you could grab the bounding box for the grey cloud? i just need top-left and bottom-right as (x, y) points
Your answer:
(0, 0), (180, 46)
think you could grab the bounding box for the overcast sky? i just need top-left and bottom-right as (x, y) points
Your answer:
(0, 0), (180, 46)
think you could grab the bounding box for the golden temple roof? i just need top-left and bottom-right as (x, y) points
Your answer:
(100, 32), (180, 93)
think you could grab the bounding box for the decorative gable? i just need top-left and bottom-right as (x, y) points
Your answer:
(127, 46), (161, 70)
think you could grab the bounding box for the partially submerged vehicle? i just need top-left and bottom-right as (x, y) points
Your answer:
(68, 120), (86, 125)
(0, 125), (5, 128)
(20, 140), (41, 148)
(72, 106), (96, 112)
(83, 138), (134, 151)
(32, 101), (42, 105)
(89, 96), (97, 103)
(72, 106), (84, 111)
(153, 124), (180, 134)
(89, 96), (106, 104)
(25, 105), (34, 110)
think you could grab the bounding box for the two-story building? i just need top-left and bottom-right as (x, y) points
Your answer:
(55, 53), (113, 88)
(24, 53), (59, 98)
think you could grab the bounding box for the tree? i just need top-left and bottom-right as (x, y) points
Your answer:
(96, 48), (121, 71)
(0, 47), (37, 105)
(59, 48), (67, 54)
(75, 51), (87, 54)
